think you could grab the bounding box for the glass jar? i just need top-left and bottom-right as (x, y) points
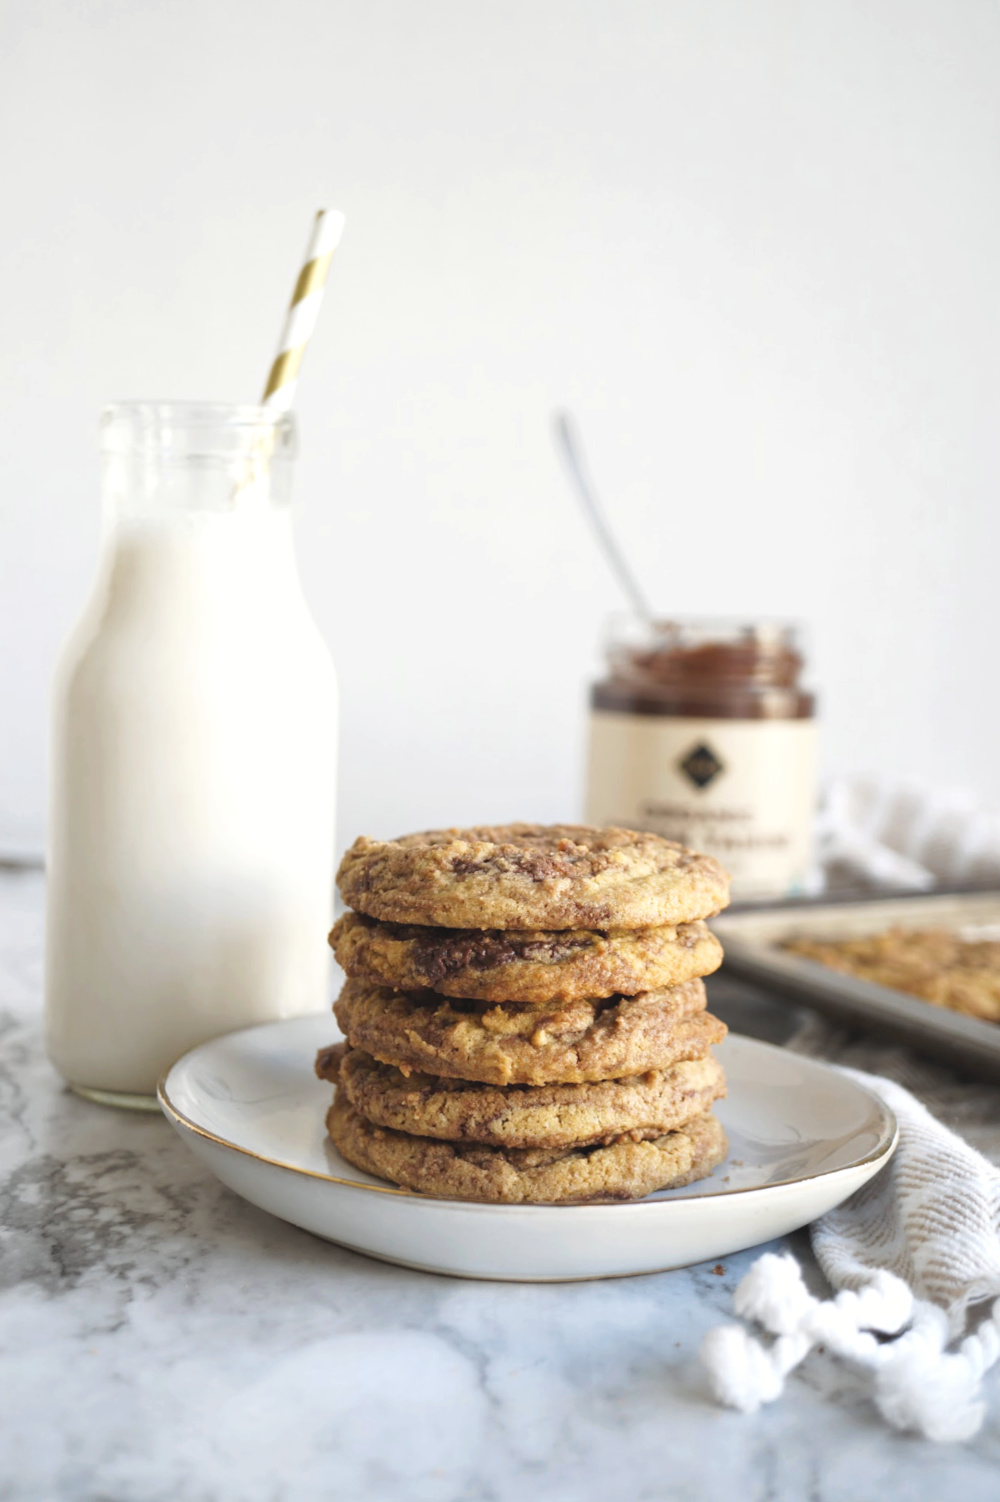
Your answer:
(586, 618), (817, 900)
(45, 403), (338, 1106)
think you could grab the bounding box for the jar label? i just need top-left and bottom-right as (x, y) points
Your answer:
(586, 712), (818, 900)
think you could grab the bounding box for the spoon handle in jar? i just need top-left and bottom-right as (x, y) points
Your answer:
(552, 410), (654, 624)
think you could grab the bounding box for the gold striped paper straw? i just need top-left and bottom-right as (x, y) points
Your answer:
(262, 208), (346, 411)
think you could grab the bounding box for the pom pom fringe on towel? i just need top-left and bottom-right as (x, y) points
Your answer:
(702, 1072), (1000, 1442)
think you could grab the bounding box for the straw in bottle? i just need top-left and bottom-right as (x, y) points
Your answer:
(261, 208), (346, 411)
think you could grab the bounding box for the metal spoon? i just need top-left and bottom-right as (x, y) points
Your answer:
(552, 410), (654, 624)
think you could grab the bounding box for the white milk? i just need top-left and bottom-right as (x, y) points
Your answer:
(45, 407), (337, 1099)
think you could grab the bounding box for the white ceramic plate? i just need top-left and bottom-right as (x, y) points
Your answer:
(159, 1015), (897, 1282)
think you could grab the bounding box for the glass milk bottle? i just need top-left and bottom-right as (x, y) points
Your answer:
(45, 403), (338, 1106)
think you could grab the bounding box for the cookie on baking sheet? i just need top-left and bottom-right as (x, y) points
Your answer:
(336, 824), (730, 931)
(328, 977), (727, 1087)
(329, 911), (723, 1004)
(327, 1095), (728, 1204)
(331, 1046), (726, 1150)
(784, 928), (1000, 1022)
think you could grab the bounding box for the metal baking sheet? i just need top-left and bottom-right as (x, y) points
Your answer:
(711, 891), (1000, 1080)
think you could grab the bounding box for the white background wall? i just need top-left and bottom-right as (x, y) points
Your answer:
(2, 0), (998, 858)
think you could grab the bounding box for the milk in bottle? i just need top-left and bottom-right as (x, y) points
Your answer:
(45, 403), (338, 1104)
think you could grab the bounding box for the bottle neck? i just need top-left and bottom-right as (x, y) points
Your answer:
(101, 506), (300, 599)
(99, 401), (297, 523)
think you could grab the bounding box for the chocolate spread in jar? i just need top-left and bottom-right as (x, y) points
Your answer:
(586, 620), (817, 900)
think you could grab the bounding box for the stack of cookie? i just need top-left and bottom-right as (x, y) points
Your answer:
(316, 824), (731, 1204)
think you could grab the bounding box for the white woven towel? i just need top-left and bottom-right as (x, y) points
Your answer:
(817, 774), (1000, 891)
(702, 1069), (1000, 1442)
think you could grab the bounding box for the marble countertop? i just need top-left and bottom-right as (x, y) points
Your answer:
(2, 867), (998, 1501)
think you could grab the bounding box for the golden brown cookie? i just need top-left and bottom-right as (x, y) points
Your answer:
(785, 928), (1000, 1023)
(330, 911), (723, 1003)
(327, 1094), (728, 1203)
(336, 824), (730, 931)
(331, 977), (727, 1086)
(332, 1047), (726, 1149)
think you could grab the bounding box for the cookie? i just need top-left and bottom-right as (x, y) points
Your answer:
(327, 1095), (728, 1203)
(330, 911), (722, 1004)
(330, 977), (727, 1086)
(332, 1046), (726, 1149)
(785, 928), (1000, 1023)
(336, 824), (730, 930)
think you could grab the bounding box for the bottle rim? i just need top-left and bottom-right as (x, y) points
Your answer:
(99, 402), (297, 461)
(101, 401), (293, 427)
